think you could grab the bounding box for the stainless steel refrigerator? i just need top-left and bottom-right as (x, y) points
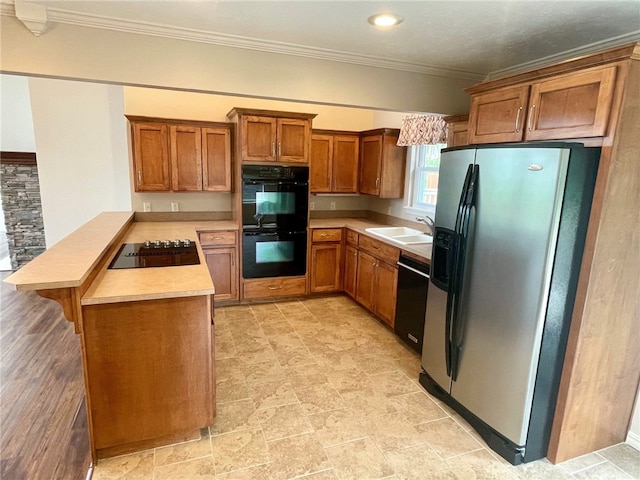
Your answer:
(419, 143), (599, 465)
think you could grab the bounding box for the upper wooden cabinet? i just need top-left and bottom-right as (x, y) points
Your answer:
(467, 65), (617, 144)
(444, 114), (469, 148)
(358, 128), (406, 198)
(129, 116), (233, 192)
(227, 108), (316, 164)
(132, 122), (170, 191)
(310, 131), (359, 193)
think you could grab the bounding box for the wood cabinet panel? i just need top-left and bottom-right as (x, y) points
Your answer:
(359, 135), (382, 195)
(199, 231), (237, 247)
(170, 125), (202, 191)
(333, 136), (359, 193)
(344, 244), (358, 298)
(358, 235), (399, 266)
(468, 85), (530, 144)
(346, 229), (359, 246)
(278, 118), (310, 164)
(132, 122), (170, 191)
(242, 116), (277, 161)
(359, 130), (405, 198)
(242, 276), (306, 299)
(355, 250), (376, 312)
(310, 134), (332, 193)
(375, 261), (398, 328)
(204, 247), (237, 302)
(525, 66), (616, 140)
(83, 296), (214, 450)
(310, 243), (342, 293)
(202, 127), (232, 191)
(445, 114), (469, 148)
(311, 228), (342, 243)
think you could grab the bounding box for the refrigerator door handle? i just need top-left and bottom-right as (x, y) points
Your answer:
(450, 164), (479, 381)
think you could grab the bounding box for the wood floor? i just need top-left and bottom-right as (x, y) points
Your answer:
(0, 271), (91, 479)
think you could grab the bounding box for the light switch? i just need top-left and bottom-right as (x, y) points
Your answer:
(143, 202), (151, 212)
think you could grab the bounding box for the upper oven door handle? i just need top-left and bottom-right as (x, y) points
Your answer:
(242, 180), (308, 186)
(244, 230), (306, 237)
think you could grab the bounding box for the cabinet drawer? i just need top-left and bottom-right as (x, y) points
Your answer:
(243, 276), (306, 300)
(311, 228), (342, 243)
(359, 235), (399, 265)
(198, 231), (237, 247)
(346, 229), (359, 246)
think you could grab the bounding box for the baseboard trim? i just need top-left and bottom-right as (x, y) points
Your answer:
(626, 431), (640, 451)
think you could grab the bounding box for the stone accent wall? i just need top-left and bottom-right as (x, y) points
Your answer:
(0, 158), (46, 270)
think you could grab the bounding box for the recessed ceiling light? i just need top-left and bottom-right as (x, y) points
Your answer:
(368, 13), (403, 28)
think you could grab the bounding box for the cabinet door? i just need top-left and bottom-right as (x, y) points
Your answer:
(344, 245), (358, 299)
(132, 122), (170, 191)
(375, 261), (398, 328)
(242, 116), (277, 162)
(447, 121), (469, 147)
(378, 133), (406, 199)
(170, 125), (202, 191)
(468, 85), (530, 144)
(355, 250), (376, 312)
(525, 66), (616, 141)
(310, 243), (342, 293)
(202, 127), (232, 192)
(203, 247), (238, 302)
(310, 134), (333, 193)
(359, 135), (382, 195)
(278, 118), (310, 164)
(333, 135), (359, 193)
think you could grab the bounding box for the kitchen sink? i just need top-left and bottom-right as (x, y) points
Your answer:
(365, 227), (433, 245)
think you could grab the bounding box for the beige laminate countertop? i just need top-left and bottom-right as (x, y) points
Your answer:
(309, 218), (432, 263)
(82, 220), (239, 305)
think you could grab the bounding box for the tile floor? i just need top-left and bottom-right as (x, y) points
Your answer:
(93, 296), (639, 480)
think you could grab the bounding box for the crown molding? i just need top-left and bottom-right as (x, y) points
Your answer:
(485, 30), (640, 81)
(1, 3), (484, 81)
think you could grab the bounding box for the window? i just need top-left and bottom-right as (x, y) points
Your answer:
(404, 143), (445, 215)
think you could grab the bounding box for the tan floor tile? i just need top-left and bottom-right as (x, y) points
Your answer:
(211, 427), (270, 474)
(276, 300), (309, 316)
(216, 375), (250, 404)
(307, 408), (369, 447)
(572, 462), (633, 480)
(215, 462), (279, 480)
(390, 391), (449, 424)
(393, 354), (422, 378)
(598, 443), (640, 478)
(249, 302), (281, 314)
(215, 335), (238, 359)
(297, 469), (339, 479)
(558, 452), (606, 475)
(155, 437), (212, 467)
(274, 346), (318, 367)
(311, 351), (358, 371)
(415, 418), (482, 459)
(351, 354), (399, 374)
(436, 402), (474, 431)
(154, 456), (216, 480)
(340, 387), (398, 417)
(325, 437), (394, 480)
(283, 363), (330, 390)
(326, 367), (373, 393)
(242, 359), (286, 387)
(384, 442), (449, 480)
(513, 458), (575, 480)
(254, 403), (313, 441)
(267, 432), (331, 480)
(362, 412), (427, 453)
(92, 451), (154, 479)
(295, 383), (346, 415)
(268, 332), (306, 351)
(260, 319), (295, 335)
(210, 399), (259, 436)
(232, 345), (279, 365)
(248, 379), (298, 410)
(369, 370), (421, 397)
(446, 449), (517, 480)
(216, 358), (246, 381)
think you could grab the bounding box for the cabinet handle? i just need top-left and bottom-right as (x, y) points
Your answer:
(376, 178), (380, 188)
(527, 105), (536, 132)
(320, 233), (329, 237)
(268, 285), (282, 290)
(278, 142), (282, 157)
(213, 237), (223, 240)
(271, 142), (275, 157)
(515, 106), (523, 132)
(137, 170), (142, 184)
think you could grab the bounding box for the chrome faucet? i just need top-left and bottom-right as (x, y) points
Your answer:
(416, 216), (435, 234)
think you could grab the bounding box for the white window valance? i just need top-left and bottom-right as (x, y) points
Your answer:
(397, 114), (447, 146)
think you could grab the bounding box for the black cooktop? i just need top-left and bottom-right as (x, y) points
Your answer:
(108, 240), (200, 269)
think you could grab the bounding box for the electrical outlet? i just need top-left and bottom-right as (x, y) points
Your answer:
(171, 202), (179, 212)
(310, 202), (315, 210)
(330, 201), (336, 211)
(143, 202), (151, 212)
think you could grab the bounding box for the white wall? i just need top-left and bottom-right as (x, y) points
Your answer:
(28, 78), (132, 246)
(628, 388), (640, 451)
(0, 74), (36, 151)
(1, 15), (473, 114)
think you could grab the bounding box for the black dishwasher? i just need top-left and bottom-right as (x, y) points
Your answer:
(394, 254), (430, 354)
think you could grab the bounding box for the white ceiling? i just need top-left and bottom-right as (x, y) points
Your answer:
(7, 0), (640, 79)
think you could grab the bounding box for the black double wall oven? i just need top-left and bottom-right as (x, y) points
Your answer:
(242, 165), (309, 279)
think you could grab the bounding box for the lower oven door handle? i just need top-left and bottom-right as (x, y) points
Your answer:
(244, 231), (306, 237)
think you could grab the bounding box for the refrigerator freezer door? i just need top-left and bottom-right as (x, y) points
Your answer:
(449, 147), (569, 446)
(422, 148), (476, 391)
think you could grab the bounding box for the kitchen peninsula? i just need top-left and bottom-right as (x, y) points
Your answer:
(3, 212), (238, 460)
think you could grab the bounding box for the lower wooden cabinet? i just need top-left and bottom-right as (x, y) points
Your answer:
(198, 230), (239, 303)
(344, 244), (358, 298)
(243, 277), (307, 300)
(355, 250), (377, 312)
(354, 248), (398, 328)
(309, 228), (343, 293)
